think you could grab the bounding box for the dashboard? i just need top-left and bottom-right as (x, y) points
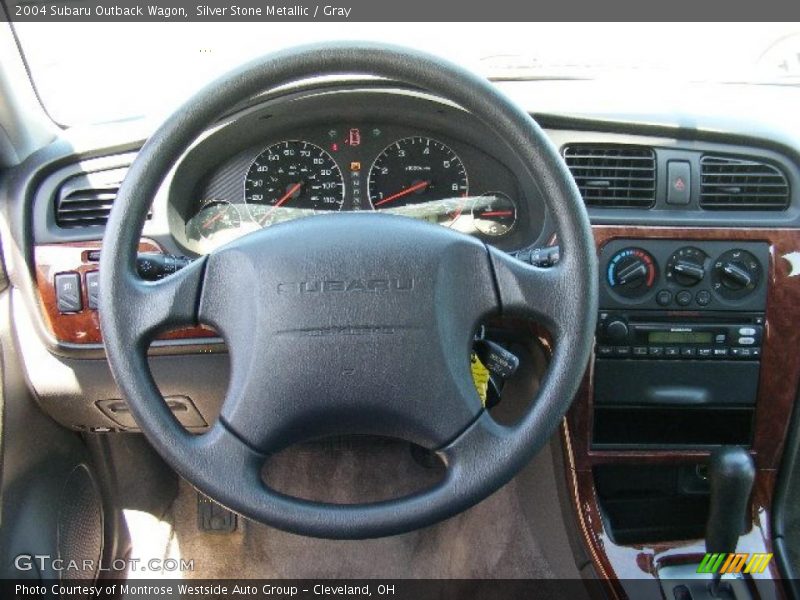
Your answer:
(6, 72), (800, 595)
(169, 89), (547, 255)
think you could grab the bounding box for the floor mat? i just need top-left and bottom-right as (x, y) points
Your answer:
(127, 438), (581, 581)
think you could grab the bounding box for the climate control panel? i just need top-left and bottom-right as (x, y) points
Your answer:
(599, 239), (769, 311)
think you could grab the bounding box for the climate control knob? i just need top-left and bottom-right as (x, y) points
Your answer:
(606, 248), (658, 299)
(666, 247), (708, 287)
(712, 249), (762, 299)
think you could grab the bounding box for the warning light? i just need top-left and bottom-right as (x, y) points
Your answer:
(674, 177), (686, 192)
(348, 128), (361, 147)
(350, 161), (361, 172)
(331, 143), (339, 152)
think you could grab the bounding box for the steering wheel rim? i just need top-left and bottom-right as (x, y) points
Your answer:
(99, 42), (598, 539)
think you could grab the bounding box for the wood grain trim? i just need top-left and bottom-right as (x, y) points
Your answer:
(34, 240), (217, 345)
(563, 225), (799, 595)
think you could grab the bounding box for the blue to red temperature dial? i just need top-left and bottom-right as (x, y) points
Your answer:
(606, 247), (658, 298)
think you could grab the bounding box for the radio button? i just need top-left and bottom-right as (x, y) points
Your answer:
(715, 334), (727, 344)
(698, 347), (713, 358)
(597, 345), (614, 356)
(732, 347), (754, 358)
(739, 327), (756, 336)
(681, 347), (696, 357)
(665, 347), (680, 357)
(648, 346), (664, 356)
(738, 337), (756, 345)
(713, 347), (729, 357)
(615, 346), (631, 356)
(633, 346), (648, 356)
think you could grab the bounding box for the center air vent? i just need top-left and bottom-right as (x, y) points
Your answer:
(700, 155), (790, 211)
(563, 145), (656, 208)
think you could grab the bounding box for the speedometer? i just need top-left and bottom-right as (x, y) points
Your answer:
(368, 137), (468, 210)
(244, 141), (344, 225)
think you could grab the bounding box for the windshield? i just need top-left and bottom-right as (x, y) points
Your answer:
(12, 22), (800, 126)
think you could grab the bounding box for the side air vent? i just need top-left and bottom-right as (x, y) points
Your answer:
(700, 155), (790, 211)
(55, 168), (148, 228)
(563, 145), (656, 208)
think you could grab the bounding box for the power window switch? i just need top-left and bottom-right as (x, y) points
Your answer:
(85, 271), (100, 310)
(55, 272), (82, 313)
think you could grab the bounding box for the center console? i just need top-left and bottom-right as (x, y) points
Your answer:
(594, 239), (769, 449)
(561, 226), (799, 595)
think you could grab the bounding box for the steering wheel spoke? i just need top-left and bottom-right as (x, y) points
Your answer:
(110, 257), (208, 349)
(488, 246), (572, 337)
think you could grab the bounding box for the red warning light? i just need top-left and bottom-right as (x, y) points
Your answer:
(674, 177), (686, 192)
(331, 143), (339, 152)
(348, 128), (361, 147)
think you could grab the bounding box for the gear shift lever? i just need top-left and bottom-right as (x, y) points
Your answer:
(706, 446), (755, 596)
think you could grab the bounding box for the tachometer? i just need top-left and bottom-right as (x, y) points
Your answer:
(368, 137), (468, 210)
(244, 140), (344, 225)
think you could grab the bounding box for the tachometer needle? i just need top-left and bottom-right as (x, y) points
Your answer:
(373, 180), (430, 207)
(261, 182), (303, 224)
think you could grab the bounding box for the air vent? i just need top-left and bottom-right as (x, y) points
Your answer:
(563, 145), (656, 208)
(55, 168), (148, 228)
(700, 156), (789, 211)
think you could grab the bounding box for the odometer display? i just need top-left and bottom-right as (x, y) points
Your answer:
(244, 141), (344, 223)
(368, 137), (468, 210)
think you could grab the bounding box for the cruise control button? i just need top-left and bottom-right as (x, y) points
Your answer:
(55, 272), (82, 313)
(676, 290), (692, 306)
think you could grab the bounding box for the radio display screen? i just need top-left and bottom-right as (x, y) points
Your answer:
(648, 331), (713, 344)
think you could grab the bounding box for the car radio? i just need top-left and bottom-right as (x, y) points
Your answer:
(596, 312), (764, 360)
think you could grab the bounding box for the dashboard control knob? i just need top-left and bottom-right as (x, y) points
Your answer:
(606, 248), (658, 299)
(712, 249), (762, 299)
(666, 247), (708, 287)
(605, 319), (629, 343)
(720, 262), (753, 289)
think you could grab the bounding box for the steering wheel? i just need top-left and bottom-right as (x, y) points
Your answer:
(99, 42), (598, 539)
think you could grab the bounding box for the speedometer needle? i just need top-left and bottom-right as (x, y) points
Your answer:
(480, 211), (514, 217)
(373, 180), (430, 207)
(260, 182), (303, 224)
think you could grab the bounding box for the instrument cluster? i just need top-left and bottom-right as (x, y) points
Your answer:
(183, 124), (526, 254)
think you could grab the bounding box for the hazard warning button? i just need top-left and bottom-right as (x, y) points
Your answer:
(667, 160), (691, 205)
